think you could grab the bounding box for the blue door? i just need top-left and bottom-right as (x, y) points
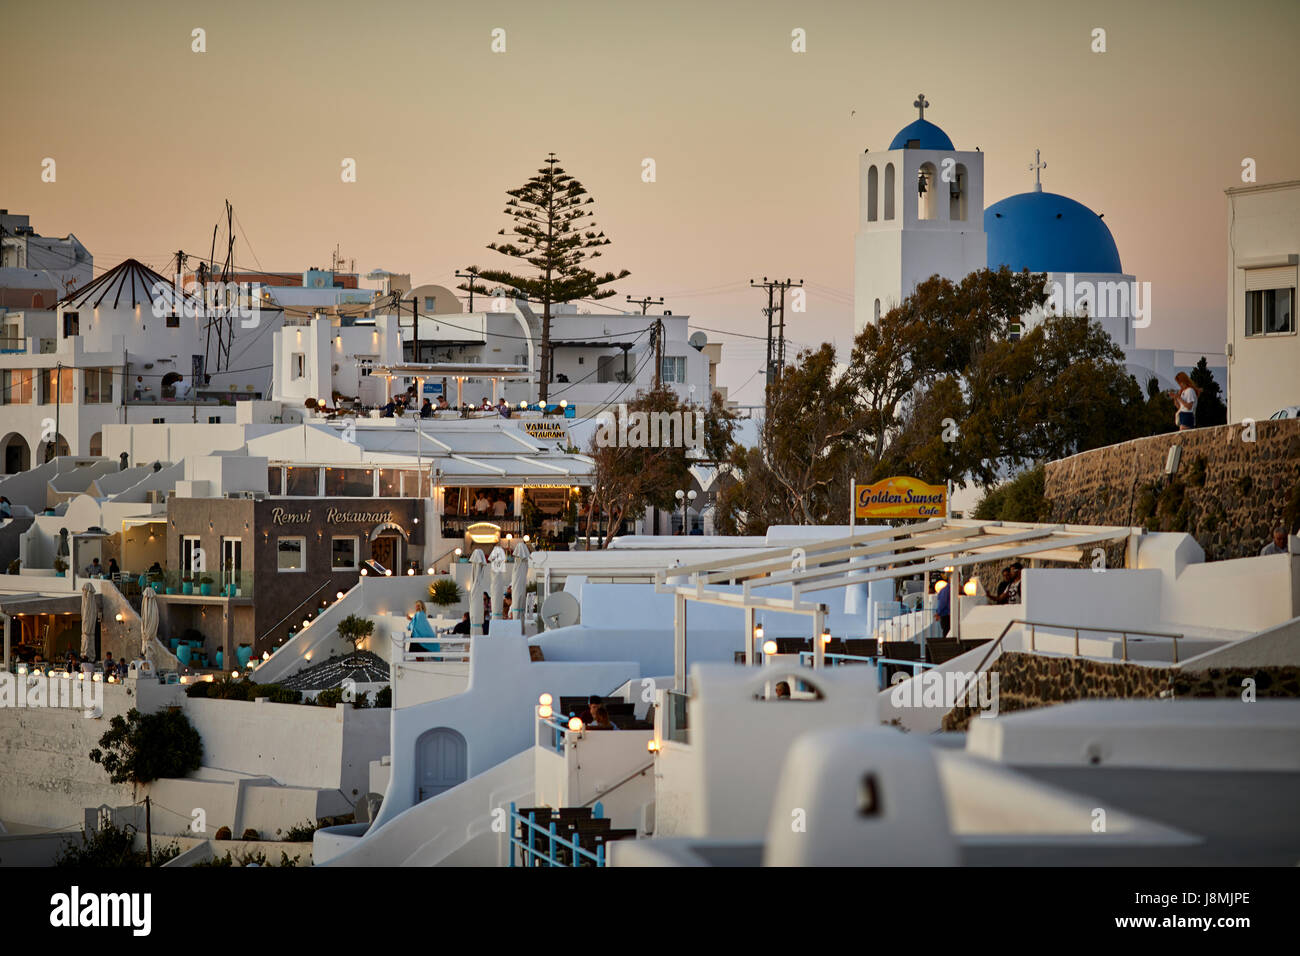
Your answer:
(416, 727), (468, 802)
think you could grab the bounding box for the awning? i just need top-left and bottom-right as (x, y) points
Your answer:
(369, 521), (410, 541)
(0, 593), (91, 616)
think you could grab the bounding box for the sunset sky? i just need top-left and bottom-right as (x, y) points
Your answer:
(4, 0), (1298, 406)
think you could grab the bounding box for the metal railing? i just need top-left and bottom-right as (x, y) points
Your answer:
(397, 635), (471, 664)
(508, 801), (609, 867)
(798, 651), (938, 688)
(971, 618), (1187, 677)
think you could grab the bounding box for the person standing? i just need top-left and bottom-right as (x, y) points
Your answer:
(1171, 372), (1201, 431)
(1261, 526), (1290, 556)
(934, 580), (951, 637)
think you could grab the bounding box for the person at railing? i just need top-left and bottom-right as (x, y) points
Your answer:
(587, 703), (620, 730)
(408, 600), (440, 654)
(576, 694), (602, 724)
(474, 492), (491, 515)
(482, 592), (491, 634)
(449, 612), (471, 635)
(934, 579), (951, 636)
(503, 586), (513, 618)
(993, 566), (1012, 603)
(491, 495), (509, 518)
(1260, 526), (1291, 556)
(436, 394), (449, 413)
(419, 397), (433, 419)
(774, 681), (791, 699)
(107, 557), (120, 577)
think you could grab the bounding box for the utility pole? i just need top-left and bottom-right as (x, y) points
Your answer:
(652, 317), (665, 388)
(455, 268), (484, 311)
(144, 795), (153, 866)
(774, 278), (803, 375)
(626, 295), (663, 316)
(751, 277), (779, 407)
(49, 361), (63, 462)
(412, 294), (420, 364)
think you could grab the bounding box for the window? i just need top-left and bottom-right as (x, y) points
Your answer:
(424, 296), (436, 311)
(331, 536), (359, 570)
(267, 465), (284, 496)
(358, 356), (376, 377)
(277, 537), (306, 571)
(62, 312), (79, 337)
(166, 312), (180, 329)
(1, 369), (33, 405)
(660, 356), (686, 384)
(285, 466), (320, 496)
(1246, 288), (1294, 336)
(918, 162), (938, 220)
(84, 368), (113, 404)
(292, 353), (305, 379)
(181, 535), (204, 575)
(41, 367), (75, 404)
(883, 164), (895, 220)
(208, 416), (220, 424)
(222, 537), (242, 590)
(152, 417), (166, 424)
(948, 164), (968, 221)
(867, 165), (878, 222)
(325, 467), (374, 497)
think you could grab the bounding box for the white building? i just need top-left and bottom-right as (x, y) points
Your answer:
(0, 209), (92, 308)
(1225, 180), (1300, 422)
(854, 96), (1197, 393)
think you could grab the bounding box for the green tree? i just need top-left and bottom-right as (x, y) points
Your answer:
(1190, 356), (1227, 426)
(460, 154), (629, 402)
(89, 707), (203, 786)
(973, 465), (1048, 522)
(585, 385), (694, 546)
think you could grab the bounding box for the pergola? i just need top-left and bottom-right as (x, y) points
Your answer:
(653, 518), (1143, 690)
(371, 363), (531, 407)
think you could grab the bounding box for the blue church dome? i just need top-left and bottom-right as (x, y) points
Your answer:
(985, 191), (1123, 275)
(888, 119), (954, 151)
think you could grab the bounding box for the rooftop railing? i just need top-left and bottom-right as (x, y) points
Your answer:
(508, 801), (611, 868)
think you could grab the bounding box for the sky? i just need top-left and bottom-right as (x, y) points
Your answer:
(3, 0), (1298, 407)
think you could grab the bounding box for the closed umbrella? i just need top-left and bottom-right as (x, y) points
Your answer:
(80, 583), (98, 659)
(467, 550), (485, 632)
(488, 545), (507, 619)
(140, 586), (159, 658)
(511, 540), (530, 620)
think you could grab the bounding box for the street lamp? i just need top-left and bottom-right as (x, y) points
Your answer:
(674, 489), (697, 535)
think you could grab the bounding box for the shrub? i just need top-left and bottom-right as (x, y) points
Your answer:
(336, 614), (374, 651)
(7, 558), (19, 575)
(428, 578), (463, 608)
(241, 828), (260, 841)
(214, 826), (232, 840)
(56, 823), (179, 868)
(375, 685), (393, 708)
(281, 821), (318, 842)
(973, 466), (1047, 523)
(89, 707), (203, 785)
(315, 687), (344, 708)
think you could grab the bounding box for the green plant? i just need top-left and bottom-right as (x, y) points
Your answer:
(973, 466), (1047, 523)
(336, 613), (374, 650)
(53, 557), (68, 574)
(427, 578), (463, 608)
(375, 685), (393, 708)
(56, 823), (179, 868)
(198, 574), (213, 585)
(281, 821), (319, 842)
(241, 828), (260, 841)
(89, 707), (203, 785)
(7, 558), (19, 575)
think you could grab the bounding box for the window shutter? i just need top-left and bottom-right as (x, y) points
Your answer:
(1245, 266), (1298, 291)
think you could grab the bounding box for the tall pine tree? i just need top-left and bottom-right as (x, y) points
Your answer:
(460, 154), (629, 402)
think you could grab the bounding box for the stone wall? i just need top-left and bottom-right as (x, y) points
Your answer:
(942, 651), (1300, 731)
(1044, 419), (1300, 561)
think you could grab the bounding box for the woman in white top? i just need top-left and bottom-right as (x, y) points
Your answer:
(1171, 372), (1200, 431)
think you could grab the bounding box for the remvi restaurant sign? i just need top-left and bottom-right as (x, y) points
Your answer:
(854, 476), (947, 520)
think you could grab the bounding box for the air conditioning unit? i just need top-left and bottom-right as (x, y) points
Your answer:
(251, 492), (267, 500)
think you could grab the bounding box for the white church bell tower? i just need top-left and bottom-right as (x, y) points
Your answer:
(854, 94), (987, 333)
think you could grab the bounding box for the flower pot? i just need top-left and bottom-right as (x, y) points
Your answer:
(175, 644), (191, 665)
(236, 646), (252, 668)
(54, 571), (65, 578)
(200, 583), (213, 596)
(166, 587), (177, 595)
(182, 582), (194, 595)
(226, 584), (237, 597)
(215, 650), (223, 670)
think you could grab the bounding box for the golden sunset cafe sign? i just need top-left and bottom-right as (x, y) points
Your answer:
(855, 476), (947, 519)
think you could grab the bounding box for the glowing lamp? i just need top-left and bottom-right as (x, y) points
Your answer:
(538, 693), (553, 706)
(427, 567), (436, 574)
(559, 400), (567, 408)
(115, 613), (124, 622)
(336, 591), (345, 600)
(454, 548), (462, 556)
(538, 705), (553, 719)
(263, 651), (270, 660)
(934, 580), (947, 592)
(821, 629), (831, 644)
(568, 717), (584, 732)
(754, 624), (764, 641)
(407, 568), (415, 575)
(762, 639), (777, 656)
(360, 568), (368, 576)
(231, 671), (239, 679)
(963, 579), (978, 596)
(385, 569), (393, 576)
(647, 740), (660, 753)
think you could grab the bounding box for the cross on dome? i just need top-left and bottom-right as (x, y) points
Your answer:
(913, 93), (929, 119)
(1029, 148), (1047, 192)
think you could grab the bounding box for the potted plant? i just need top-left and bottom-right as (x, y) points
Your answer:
(181, 575), (194, 595)
(7, 558), (20, 575)
(427, 578), (463, 618)
(198, 574), (214, 597)
(53, 558), (67, 578)
(336, 613), (374, 652)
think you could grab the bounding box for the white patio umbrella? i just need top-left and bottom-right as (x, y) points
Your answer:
(80, 583), (98, 659)
(467, 550), (486, 632)
(511, 540), (530, 620)
(140, 586), (159, 658)
(488, 545), (507, 619)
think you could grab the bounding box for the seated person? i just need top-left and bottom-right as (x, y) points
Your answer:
(420, 398), (433, 418)
(1260, 526), (1290, 556)
(774, 681), (791, 699)
(407, 601), (440, 653)
(450, 612), (471, 635)
(586, 703), (619, 730)
(577, 694), (602, 724)
(436, 395), (450, 411)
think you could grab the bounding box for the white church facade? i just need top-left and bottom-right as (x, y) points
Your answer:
(854, 96), (1178, 393)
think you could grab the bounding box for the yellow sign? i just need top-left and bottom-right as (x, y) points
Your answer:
(522, 422), (568, 441)
(855, 476), (947, 519)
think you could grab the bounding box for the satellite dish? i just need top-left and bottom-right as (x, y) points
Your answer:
(539, 591), (580, 630)
(688, 331), (708, 350)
